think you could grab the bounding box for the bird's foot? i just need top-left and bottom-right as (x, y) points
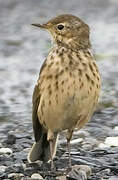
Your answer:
(65, 165), (72, 174)
(50, 160), (56, 173)
(51, 166), (56, 173)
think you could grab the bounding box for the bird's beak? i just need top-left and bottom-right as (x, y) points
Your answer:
(31, 23), (48, 29)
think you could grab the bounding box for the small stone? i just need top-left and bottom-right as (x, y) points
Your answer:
(2, 160), (14, 167)
(0, 143), (3, 148)
(66, 165), (91, 180)
(58, 139), (67, 145)
(98, 143), (109, 149)
(31, 173), (43, 179)
(105, 137), (118, 147)
(14, 132), (31, 139)
(75, 165), (92, 177)
(0, 172), (6, 179)
(8, 173), (24, 178)
(6, 163), (24, 174)
(56, 175), (66, 180)
(67, 169), (86, 180)
(82, 144), (93, 151)
(0, 148), (12, 155)
(70, 138), (83, 145)
(6, 131), (16, 144)
(108, 176), (118, 180)
(73, 130), (90, 138)
(97, 168), (111, 176)
(22, 163), (26, 170)
(114, 126), (118, 131)
(82, 138), (99, 148)
(23, 147), (31, 153)
(0, 166), (7, 173)
(13, 151), (27, 161)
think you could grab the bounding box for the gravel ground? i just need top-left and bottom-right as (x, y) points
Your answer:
(0, 0), (118, 179)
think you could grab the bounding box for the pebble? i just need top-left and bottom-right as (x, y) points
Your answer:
(56, 176), (66, 180)
(24, 163), (42, 176)
(13, 151), (27, 161)
(0, 143), (3, 148)
(98, 143), (109, 149)
(6, 163), (24, 174)
(97, 168), (111, 176)
(107, 176), (118, 180)
(31, 173), (43, 179)
(13, 132), (31, 139)
(73, 130), (90, 138)
(0, 166), (7, 173)
(70, 138), (83, 145)
(8, 173), (24, 178)
(105, 137), (118, 147)
(75, 165), (91, 177)
(58, 139), (67, 145)
(66, 165), (91, 180)
(108, 129), (118, 137)
(82, 144), (93, 151)
(0, 148), (12, 155)
(0, 172), (6, 179)
(6, 131), (16, 144)
(113, 126), (118, 131)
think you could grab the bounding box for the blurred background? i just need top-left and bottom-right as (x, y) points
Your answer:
(0, 0), (118, 143)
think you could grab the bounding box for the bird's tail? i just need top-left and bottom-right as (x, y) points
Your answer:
(27, 132), (58, 163)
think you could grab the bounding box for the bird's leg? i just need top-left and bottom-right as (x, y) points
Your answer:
(66, 130), (73, 170)
(49, 140), (55, 172)
(48, 129), (56, 172)
(67, 139), (71, 169)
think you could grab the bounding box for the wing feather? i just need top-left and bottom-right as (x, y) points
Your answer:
(32, 84), (42, 142)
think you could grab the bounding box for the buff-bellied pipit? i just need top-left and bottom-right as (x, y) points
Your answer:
(28, 14), (101, 171)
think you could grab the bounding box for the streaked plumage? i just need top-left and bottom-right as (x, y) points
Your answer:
(28, 14), (101, 170)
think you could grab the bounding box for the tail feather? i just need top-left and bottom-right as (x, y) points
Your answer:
(27, 133), (58, 163)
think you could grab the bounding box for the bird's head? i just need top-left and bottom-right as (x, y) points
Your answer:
(32, 14), (91, 50)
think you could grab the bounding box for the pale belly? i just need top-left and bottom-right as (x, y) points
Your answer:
(38, 78), (99, 132)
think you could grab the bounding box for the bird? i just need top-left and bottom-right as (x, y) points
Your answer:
(27, 14), (101, 171)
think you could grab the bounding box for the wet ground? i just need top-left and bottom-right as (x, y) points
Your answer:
(0, 0), (118, 179)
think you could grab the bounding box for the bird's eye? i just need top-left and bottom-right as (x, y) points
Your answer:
(57, 24), (64, 30)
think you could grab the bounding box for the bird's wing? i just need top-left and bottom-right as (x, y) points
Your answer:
(32, 83), (42, 142)
(32, 59), (47, 142)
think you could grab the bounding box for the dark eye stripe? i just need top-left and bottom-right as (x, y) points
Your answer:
(57, 24), (64, 30)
